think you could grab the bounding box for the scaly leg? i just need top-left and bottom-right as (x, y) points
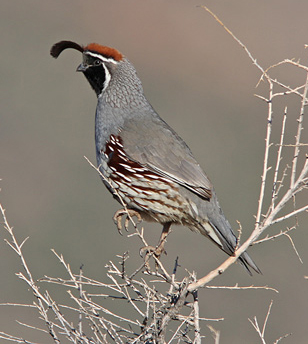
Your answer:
(140, 222), (172, 259)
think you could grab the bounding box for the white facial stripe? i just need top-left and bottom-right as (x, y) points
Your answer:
(86, 51), (118, 64)
(102, 64), (111, 92)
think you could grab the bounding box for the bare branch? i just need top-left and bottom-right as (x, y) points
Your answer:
(187, 6), (308, 291)
(206, 284), (279, 293)
(291, 71), (308, 187)
(1, 7), (308, 343)
(207, 325), (220, 344)
(271, 108), (287, 210)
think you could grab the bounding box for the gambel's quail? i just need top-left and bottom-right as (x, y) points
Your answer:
(50, 40), (261, 275)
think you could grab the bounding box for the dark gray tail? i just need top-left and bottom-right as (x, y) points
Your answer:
(238, 250), (262, 275)
(197, 188), (261, 275)
(203, 211), (261, 275)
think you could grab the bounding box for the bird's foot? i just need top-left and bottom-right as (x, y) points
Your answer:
(140, 245), (166, 259)
(113, 208), (142, 235)
(140, 244), (167, 270)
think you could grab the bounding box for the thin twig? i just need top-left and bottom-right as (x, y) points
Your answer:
(206, 284), (279, 293)
(271, 108), (287, 210)
(291, 71), (308, 187)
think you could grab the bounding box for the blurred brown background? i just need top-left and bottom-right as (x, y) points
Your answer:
(1, 0), (308, 342)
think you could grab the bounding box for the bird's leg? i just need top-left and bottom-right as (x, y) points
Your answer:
(140, 222), (172, 260)
(155, 222), (172, 257)
(113, 208), (142, 235)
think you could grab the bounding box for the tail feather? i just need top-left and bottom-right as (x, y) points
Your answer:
(191, 186), (261, 275)
(238, 251), (262, 275)
(200, 217), (261, 275)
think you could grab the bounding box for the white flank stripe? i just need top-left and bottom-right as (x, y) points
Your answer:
(115, 171), (131, 182)
(133, 174), (144, 179)
(145, 174), (160, 179)
(117, 149), (126, 156)
(119, 163), (132, 169)
(134, 188), (153, 196)
(133, 167), (146, 172)
(119, 156), (129, 162)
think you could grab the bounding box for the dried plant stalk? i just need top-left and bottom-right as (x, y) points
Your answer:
(1, 7), (308, 343)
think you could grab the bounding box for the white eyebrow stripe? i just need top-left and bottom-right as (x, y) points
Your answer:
(85, 51), (118, 64)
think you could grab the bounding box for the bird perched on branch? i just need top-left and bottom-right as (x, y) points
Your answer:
(50, 40), (261, 275)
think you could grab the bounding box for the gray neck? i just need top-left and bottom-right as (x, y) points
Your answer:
(100, 58), (146, 109)
(94, 59), (154, 159)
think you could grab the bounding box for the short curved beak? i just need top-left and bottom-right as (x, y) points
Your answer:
(76, 63), (87, 72)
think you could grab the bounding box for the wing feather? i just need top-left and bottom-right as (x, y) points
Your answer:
(120, 115), (212, 200)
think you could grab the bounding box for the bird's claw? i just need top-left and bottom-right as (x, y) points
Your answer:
(139, 245), (166, 259)
(140, 245), (167, 271)
(113, 208), (142, 235)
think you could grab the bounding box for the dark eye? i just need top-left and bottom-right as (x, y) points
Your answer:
(94, 59), (102, 66)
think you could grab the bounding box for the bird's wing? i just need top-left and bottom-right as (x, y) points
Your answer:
(120, 115), (212, 200)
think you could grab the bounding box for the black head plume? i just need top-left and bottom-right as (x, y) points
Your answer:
(50, 40), (84, 58)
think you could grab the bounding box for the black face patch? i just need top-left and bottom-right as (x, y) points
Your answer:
(83, 65), (107, 95)
(79, 54), (110, 95)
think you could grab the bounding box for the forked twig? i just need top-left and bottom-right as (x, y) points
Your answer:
(187, 6), (308, 291)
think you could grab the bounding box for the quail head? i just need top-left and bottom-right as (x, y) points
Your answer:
(50, 40), (261, 275)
